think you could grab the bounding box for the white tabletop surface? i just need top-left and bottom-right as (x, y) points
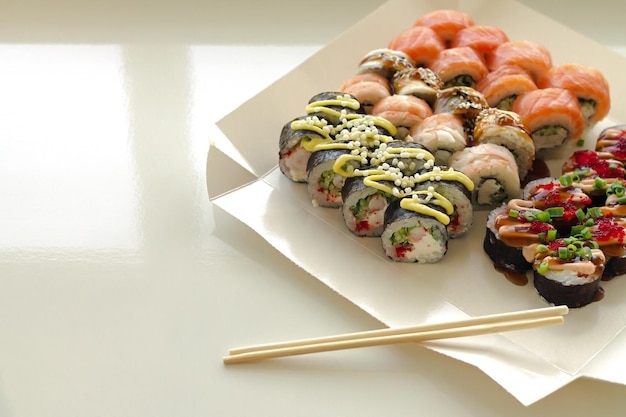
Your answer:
(3, 0), (626, 415)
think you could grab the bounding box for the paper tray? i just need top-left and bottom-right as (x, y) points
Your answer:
(208, 0), (626, 405)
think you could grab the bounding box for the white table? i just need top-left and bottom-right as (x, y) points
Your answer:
(2, 1), (626, 415)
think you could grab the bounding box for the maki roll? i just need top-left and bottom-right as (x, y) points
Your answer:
(371, 94), (433, 140)
(487, 40), (552, 82)
(429, 46), (488, 88)
(449, 143), (521, 208)
(387, 25), (446, 67)
(473, 107), (535, 179)
(451, 25), (509, 60)
(339, 73), (392, 114)
(392, 67), (443, 106)
(595, 124), (626, 162)
(413, 9), (475, 46)
(356, 48), (414, 80)
(305, 92), (365, 125)
(381, 190), (451, 263)
(512, 87), (585, 151)
(475, 64), (537, 110)
(279, 115), (331, 182)
(342, 176), (397, 237)
(408, 112), (468, 166)
(307, 148), (352, 208)
(527, 238), (605, 308)
(538, 63), (610, 125)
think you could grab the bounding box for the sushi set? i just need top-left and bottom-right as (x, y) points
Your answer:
(277, 9), (626, 308)
(212, 0), (626, 400)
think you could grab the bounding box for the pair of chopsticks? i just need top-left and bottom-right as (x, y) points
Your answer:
(223, 305), (568, 364)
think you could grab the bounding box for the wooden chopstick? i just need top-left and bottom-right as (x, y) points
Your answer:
(223, 305), (568, 365)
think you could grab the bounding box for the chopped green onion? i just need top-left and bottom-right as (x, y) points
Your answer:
(577, 139), (585, 147)
(508, 209), (519, 218)
(587, 207), (602, 219)
(594, 177), (607, 190)
(524, 211), (536, 221)
(558, 247), (569, 259)
(535, 244), (549, 253)
(575, 208), (586, 221)
(560, 174), (573, 187)
(547, 229), (557, 241)
(545, 207), (565, 218)
(538, 260), (549, 274)
(618, 196), (626, 204)
(536, 211), (551, 223)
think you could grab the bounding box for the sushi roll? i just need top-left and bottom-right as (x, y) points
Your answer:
(433, 86), (489, 139)
(383, 140), (435, 175)
(279, 115), (330, 182)
(527, 238), (605, 308)
(392, 67), (443, 106)
(307, 148), (352, 208)
(381, 190), (451, 263)
(413, 166), (475, 238)
(449, 143), (522, 208)
(561, 150), (626, 204)
(473, 107), (535, 179)
(538, 63), (610, 125)
(356, 48), (415, 80)
(305, 91), (365, 125)
(413, 9), (474, 46)
(342, 175), (397, 237)
(483, 202), (545, 275)
(429, 46), (488, 88)
(339, 73), (392, 114)
(408, 112), (468, 166)
(487, 40), (552, 82)
(595, 124), (626, 162)
(451, 25), (509, 60)
(371, 94), (433, 140)
(387, 25), (446, 67)
(475, 64), (537, 110)
(512, 88), (585, 151)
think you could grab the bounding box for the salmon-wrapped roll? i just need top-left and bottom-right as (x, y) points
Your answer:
(476, 64), (537, 110)
(538, 63), (610, 124)
(392, 67), (443, 105)
(451, 25), (509, 60)
(429, 46), (488, 88)
(414, 9), (474, 46)
(473, 108), (535, 179)
(512, 88), (585, 151)
(339, 73), (392, 114)
(356, 48), (414, 80)
(371, 94), (433, 140)
(388, 26), (446, 67)
(408, 113), (467, 166)
(487, 40), (552, 82)
(449, 143), (521, 207)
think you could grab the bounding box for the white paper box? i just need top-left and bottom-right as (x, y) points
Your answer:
(208, 0), (626, 405)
